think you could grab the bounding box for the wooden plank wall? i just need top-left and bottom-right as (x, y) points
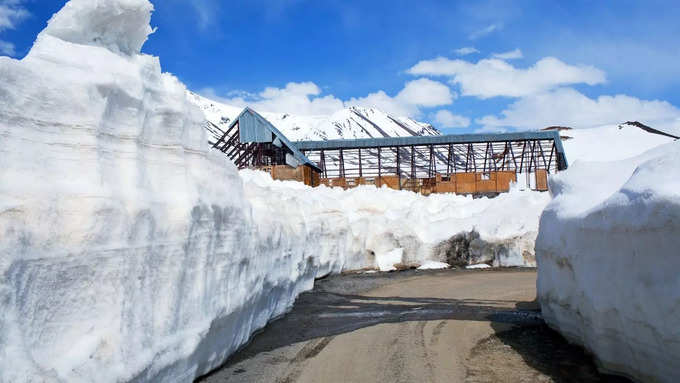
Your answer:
(267, 165), (321, 187)
(535, 169), (549, 191)
(268, 167), (539, 195)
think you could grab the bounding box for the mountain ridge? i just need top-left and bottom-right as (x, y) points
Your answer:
(187, 91), (440, 144)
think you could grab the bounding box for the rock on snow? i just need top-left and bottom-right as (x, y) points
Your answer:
(0, 1), (549, 382)
(536, 140), (680, 382)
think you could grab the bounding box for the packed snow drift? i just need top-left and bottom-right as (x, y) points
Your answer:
(241, 170), (550, 271)
(0, 1), (550, 382)
(536, 140), (680, 382)
(558, 123), (676, 162)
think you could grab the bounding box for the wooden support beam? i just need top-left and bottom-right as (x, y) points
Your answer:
(429, 145), (435, 177)
(410, 145), (416, 179)
(447, 144), (452, 175)
(358, 148), (363, 178)
(470, 144), (477, 172)
(488, 143), (497, 171)
(519, 141), (527, 173)
(233, 142), (257, 168)
(212, 121), (236, 149)
(509, 142), (518, 171)
(396, 147), (401, 188)
(538, 141), (549, 170)
(339, 149), (345, 178)
(378, 147), (382, 179)
(221, 131), (240, 154)
(320, 150), (327, 178)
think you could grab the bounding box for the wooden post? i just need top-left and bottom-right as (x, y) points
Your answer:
(340, 149), (346, 178)
(378, 147), (382, 180)
(547, 143), (555, 173)
(410, 145), (415, 180)
(358, 148), (363, 178)
(396, 147), (401, 190)
(320, 150), (327, 178)
(447, 144), (452, 175)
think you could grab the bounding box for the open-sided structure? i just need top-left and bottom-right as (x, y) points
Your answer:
(296, 132), (567, 194)
(211, 107), (322, 186)
(210, 107), (568, 194)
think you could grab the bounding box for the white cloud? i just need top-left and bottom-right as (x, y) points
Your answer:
(0, 1), (28, 31)
(0, 0), (28, 57)
(408, 56), (606, 99)
(454, 47), (479, 56)
(212, 78), (455, 118)
(433, 110), (470, 128)
(0, 39), (14, 55)
(491, 48), (522, 60)
(396, 78), (455, 107)
(469, 24), (501, 40)
(477, 87), (680, 131)
(213, 81), (345, 116)
(346, 90), (416, 117)
(348, 78), (454, 116)
(188, 0), (219, 29)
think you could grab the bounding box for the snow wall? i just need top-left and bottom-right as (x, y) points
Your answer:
(0, 1), (548, 382)
(536, 141), (680, 382)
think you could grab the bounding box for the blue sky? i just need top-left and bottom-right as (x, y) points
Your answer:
(2, 0), (680, 134)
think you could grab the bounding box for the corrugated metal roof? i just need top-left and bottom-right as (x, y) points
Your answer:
(239, 111), (273, 143)
(295, 131), (564, 150)
(235, 108), (322, 172)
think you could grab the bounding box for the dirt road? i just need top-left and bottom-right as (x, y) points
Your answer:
(198, 269), (628, 383)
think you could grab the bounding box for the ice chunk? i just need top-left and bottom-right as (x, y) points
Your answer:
(376, 248), (404, 271)
(418, 261), (450, 270)
(466, 264), (491, 269)
(40, 0), (154, 55)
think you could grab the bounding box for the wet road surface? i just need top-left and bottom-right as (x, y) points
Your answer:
(198, 269), (629, 383)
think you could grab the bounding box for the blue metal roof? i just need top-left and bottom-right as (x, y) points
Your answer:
(295, 131), (564, 150)
(296, 130), (568, 170)
(234, 107), (322, 172)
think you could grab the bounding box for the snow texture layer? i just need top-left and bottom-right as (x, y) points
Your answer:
(0, 1), (549, 382)
(536, 140), (680, 382)
(560, 124), (675, 163)
(241, 170), (549, 270)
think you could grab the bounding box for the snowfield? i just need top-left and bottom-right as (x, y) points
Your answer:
(536, 140), (680, 382)
(0, 1), (549, 382)
(560, 123), (676, 162)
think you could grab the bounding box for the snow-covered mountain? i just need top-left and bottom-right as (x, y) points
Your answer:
(187, 92), (440, 144)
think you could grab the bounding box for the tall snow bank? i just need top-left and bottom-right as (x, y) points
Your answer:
(0, 0), (347, 381)
(241, 170), (550, 269)
(536, 140), (680, 382)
